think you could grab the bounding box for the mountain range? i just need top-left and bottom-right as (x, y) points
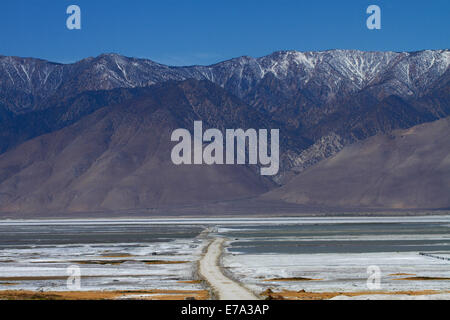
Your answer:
(0, 49), (448, 215)
(264, 117), (450, 209)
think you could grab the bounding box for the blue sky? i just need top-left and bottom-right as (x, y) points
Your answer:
(0, 0), (449, 65)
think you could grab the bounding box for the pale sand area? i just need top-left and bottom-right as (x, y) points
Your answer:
(199, 238), (259, 300)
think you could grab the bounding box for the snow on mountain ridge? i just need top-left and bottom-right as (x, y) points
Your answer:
(0, 49), (448, 113)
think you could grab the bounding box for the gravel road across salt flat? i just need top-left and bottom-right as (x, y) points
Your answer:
(199, 238), (260, 300)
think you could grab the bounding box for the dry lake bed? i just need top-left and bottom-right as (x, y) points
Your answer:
(0, 216), (449, 300)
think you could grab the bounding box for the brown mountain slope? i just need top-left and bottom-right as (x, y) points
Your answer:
(0, 80), (275, 214)
(263, 118), (450, 209)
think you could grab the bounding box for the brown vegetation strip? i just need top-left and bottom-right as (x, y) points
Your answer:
(264, 277), (322, 282)
(0, 274), (172, 281)
(177, 280), (203, 284)
(393, 276), (450, 281)
(0, 276), (70, 281)
(32, 260), (188, 265)
(261, 289), (450, 300)
(0, 290), (209, 300)
(100, 253), (134, 258)
(144, 261), (188, 265)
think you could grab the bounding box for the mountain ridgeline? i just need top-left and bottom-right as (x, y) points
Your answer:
(0, 49), (449, 214)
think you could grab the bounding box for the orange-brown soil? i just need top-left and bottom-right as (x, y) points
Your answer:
(261, 289), (450, 300)
(100, 253), (135, 258)
(0, 289), (209, 300)
(31, 260), (188, 265)
(264, 277), (322, 282)
(393, 276), (450, 281)
(177, 280), (203, 284)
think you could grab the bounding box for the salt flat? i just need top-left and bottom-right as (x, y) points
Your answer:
(223, 251), (450, 294)
(0, 216), (449, 299)
(1, 215), (449, 226)
(218, 217), (450, 299)
(0, 222), (209, 293)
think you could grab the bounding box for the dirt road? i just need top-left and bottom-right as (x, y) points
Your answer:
(199, 238), (260, 300)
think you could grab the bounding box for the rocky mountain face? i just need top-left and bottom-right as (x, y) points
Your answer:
(1, 49), (449, 152)
(0, 80), (276, 213)
(0, 50), (449, 212)
(2, 50), (448, 112)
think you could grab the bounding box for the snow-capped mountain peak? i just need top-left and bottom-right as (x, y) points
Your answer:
(0, 49), (448, 113)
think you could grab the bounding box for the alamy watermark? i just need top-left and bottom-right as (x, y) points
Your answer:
(66, 5), (81, 30)
(171, 121), (280, 176)
(64, 5), (380, 31)
(367, 5), (381, 30)
(66, 265), (81, 290)
(366, 265), (382, 290)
